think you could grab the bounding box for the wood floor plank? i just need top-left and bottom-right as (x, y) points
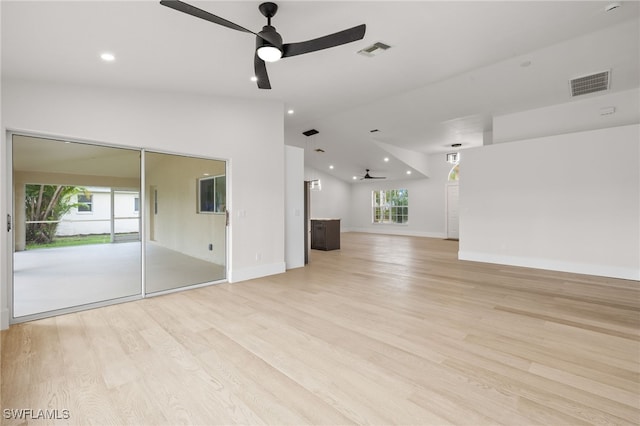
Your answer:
(1, 233), (639, 425)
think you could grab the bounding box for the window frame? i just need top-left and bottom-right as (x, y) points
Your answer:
(77, 193), (93, 213)
(372, 189), (409, 225)
(197, 175), (226, 214)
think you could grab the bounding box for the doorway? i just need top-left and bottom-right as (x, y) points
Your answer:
(446, 183), (459, 240)
(446, 163), (460, 240)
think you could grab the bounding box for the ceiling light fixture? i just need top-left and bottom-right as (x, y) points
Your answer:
(329, 165), (334, 169)
(250, 76), (258, 82)
(100, 52), (115, 62)
(446, 152), (460, 164)
(287, 109), (294, 115)
(406, 170), (412, 175)
(352, 176), (358, 180)
(384, 157), (389, 162)
(257, 45), (282, 62)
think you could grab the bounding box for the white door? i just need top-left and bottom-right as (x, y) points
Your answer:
(446, 183), (459, 239)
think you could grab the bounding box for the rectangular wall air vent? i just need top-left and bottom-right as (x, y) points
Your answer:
(570, 70), (610, 97)
(358, 42), (391, 58)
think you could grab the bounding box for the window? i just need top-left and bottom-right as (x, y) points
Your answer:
(77, 194), (93, 212)
(198, 175), (226, 213)
(372, 189), (408, 224)
(448, 164), (460, 181)
(134, 197), (140, 212)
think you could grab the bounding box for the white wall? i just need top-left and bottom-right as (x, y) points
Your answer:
(1, 78), (286, 328)
(349, 154), (452, 237)
(459, 124), (639, 280)
(304, 167), (352, 230)
(285, 146), (304, 269)
(493, 88), (640, 143)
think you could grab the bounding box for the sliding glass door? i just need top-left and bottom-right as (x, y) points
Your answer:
(144, 151), (227, 294)
(12, 135), (141, 318)
(10, 135), (228, 322)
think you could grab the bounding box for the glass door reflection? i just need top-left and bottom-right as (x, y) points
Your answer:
(12, 135), (141, 318)
(144, 151), (226, 294)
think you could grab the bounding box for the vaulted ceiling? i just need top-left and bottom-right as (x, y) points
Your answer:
(3, 1), (639, 181)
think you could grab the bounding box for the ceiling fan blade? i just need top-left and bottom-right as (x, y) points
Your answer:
(282, 24), (366, 58)
(160, 0), (256, 35)
(254, 53), (272, 89)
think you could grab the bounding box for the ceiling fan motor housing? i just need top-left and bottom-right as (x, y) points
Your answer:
(256, 25), (283, 51)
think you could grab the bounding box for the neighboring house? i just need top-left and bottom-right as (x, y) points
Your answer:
(56, 187), (140, 237)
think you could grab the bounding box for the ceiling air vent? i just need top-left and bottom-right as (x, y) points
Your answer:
(303, 129), (319, 136)
(358, 42), (391, 58)
(569, 71), (610, 97)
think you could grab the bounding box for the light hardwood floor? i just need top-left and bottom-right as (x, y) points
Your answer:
(2, 233), (639, 425)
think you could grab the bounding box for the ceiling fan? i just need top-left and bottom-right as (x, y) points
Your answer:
(361, 169), (386, 180)
(159, 0), (366, 89)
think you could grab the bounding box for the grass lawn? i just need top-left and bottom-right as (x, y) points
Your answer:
(26, 234), (111, 250)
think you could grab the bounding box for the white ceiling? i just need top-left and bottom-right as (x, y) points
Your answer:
(3, 1), (639, 181)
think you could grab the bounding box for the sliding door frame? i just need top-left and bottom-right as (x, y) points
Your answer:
(5, 130), (230, 324)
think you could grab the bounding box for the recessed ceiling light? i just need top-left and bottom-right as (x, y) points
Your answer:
(329, 165), (334, 169)
(287, 109), (294, 115)
(406, 170), (412, 175)
(352, 176), (357, 180)
(100, 52), (115, 62)
(250, 76), (258, 82)
(384, 157), (389, 162)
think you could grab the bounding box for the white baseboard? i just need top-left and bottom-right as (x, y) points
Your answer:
(458, 251), (640, 281)
(229, 262), (286, 283)
(347, 228), (446, 239)
(1, 307), (9, 330)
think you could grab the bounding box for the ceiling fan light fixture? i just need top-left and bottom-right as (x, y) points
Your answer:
(161, 1), (366, 89)
(257, 45), (282, 62)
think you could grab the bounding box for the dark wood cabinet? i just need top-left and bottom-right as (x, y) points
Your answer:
(311, 219), (340, 251)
